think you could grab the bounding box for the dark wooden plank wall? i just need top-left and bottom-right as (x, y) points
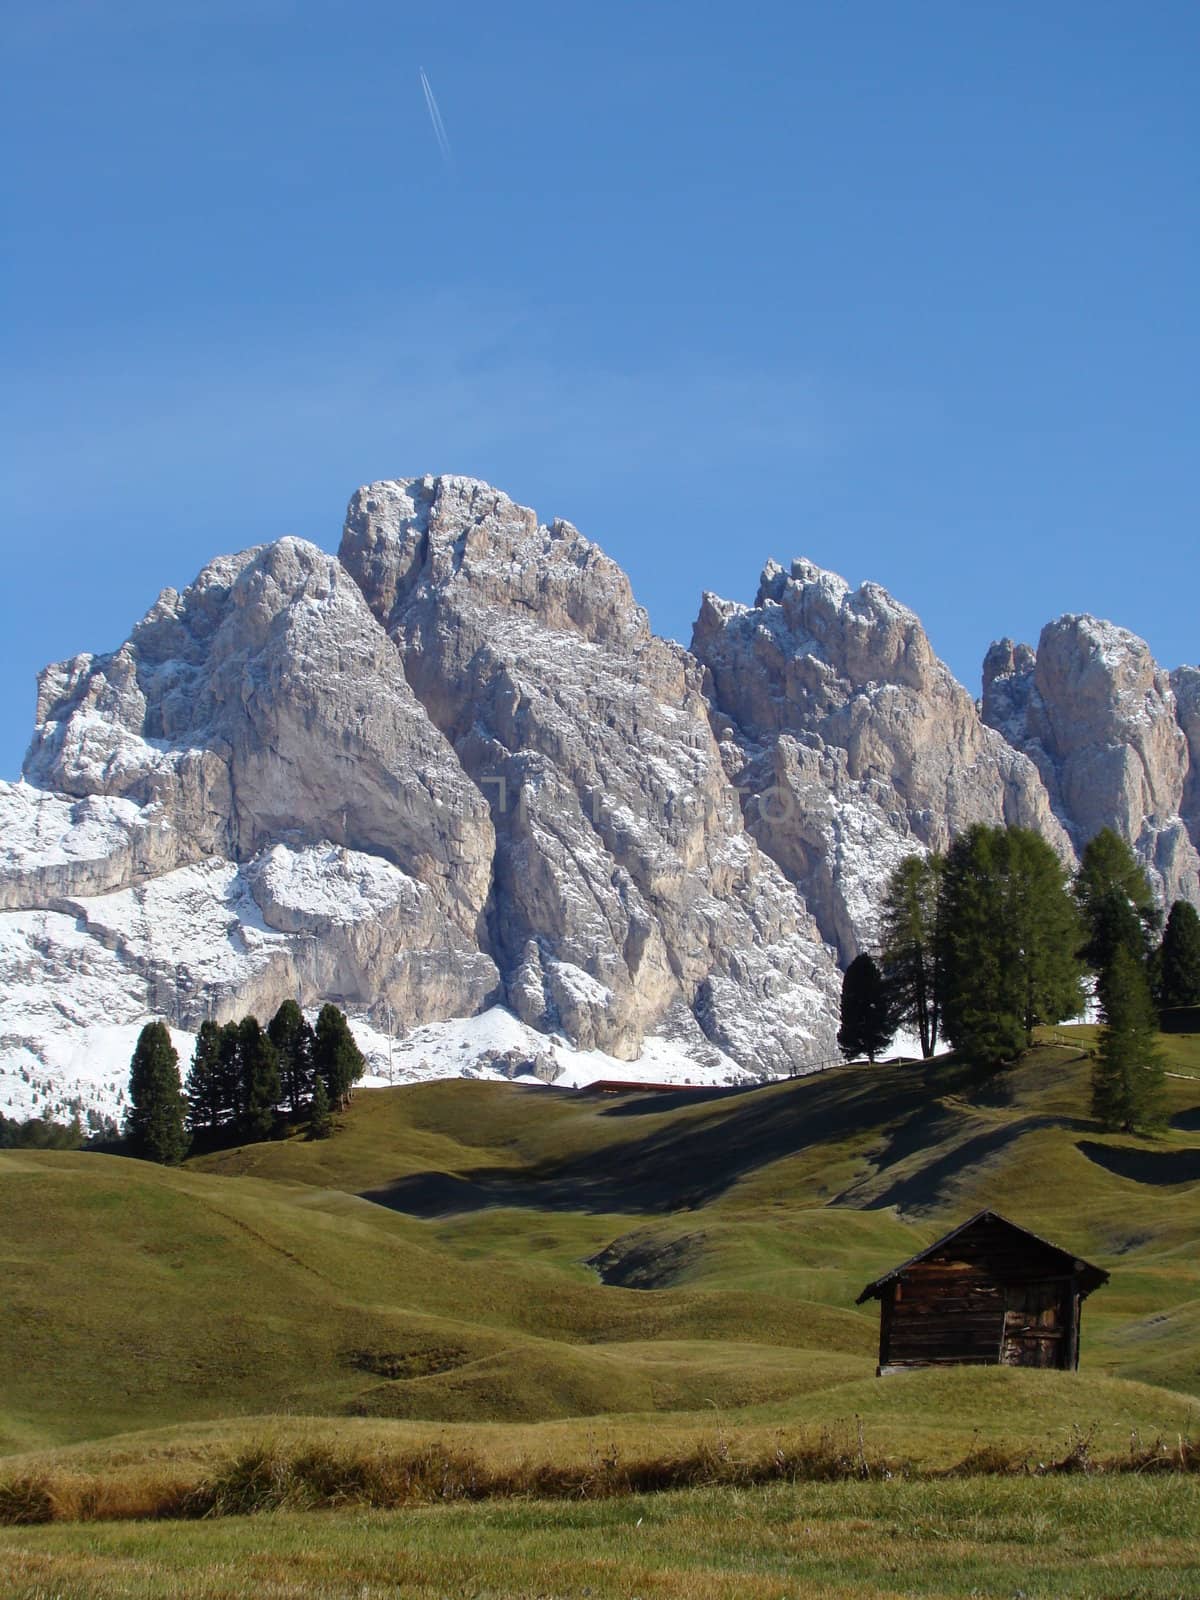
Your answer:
(913, 1217), (1077, 1283)
(879, 1219), (1085, 1370)
(882, 1266), (1006, 1366)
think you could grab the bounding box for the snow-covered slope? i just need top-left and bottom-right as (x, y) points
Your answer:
(0, 997), (766, 1125)
(350, 1006), (762, 1092)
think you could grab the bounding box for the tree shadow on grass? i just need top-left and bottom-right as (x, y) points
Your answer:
(835, 1112), (1093, 1215)
(360, 1058), (997, 1219)
(1076, 1139), (1200, 1187)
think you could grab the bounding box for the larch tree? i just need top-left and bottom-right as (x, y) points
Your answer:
(216, 1020), (243, 1128)
(1091, 943), (1165, 1133)
(1159, 899), (1200, 1011)
(314, 1003), (365, 1109)
(238, 1016), (281, 1140)
(126, 1021), (188, 1165)
(268, 999), (315, 1118)
(837, 953), (895, 1064)
(185, 1020), (225, 1139)
(938, 824), (1084, 1067)
(1074, 828), (1158, 979)
(880, 852), (943, 1058)
(308, 1071), (333, 1140)
(1088, 886), (1153, 1014)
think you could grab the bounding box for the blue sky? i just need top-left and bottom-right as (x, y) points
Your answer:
(1, 1), (1196, 778)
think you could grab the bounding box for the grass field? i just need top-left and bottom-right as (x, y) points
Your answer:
(4, 1478), (1200, 1598)
(3, 1027), (1200, 1592)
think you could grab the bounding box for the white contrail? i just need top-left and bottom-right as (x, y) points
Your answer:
(419, 67), (453, 170)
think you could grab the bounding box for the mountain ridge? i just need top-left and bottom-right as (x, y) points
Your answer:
(2, 473), (1196, 1121)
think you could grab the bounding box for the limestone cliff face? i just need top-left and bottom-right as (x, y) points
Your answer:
(982, 617), (1200, 907)
(691, 559), (1070, 959)
(2, 473), (1196, 1118)
(1172, 666), (1200, 855)
(339, 477), (840, 1071)
(11, 537), (499, 1026)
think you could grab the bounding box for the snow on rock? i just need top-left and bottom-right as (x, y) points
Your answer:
(248, 842), (419, 927)
(0, 1019), (197, 1126)
(23, 533), (496, 960)
(0, 833), (503, 1123)
(0, 989), (773, 1129)
(61, 859), (294, 1023)
(0, 782), (141, 876)
(0, 903), (197, 1123)
(0, 780), (150, 907)
(0, 851), (293, 1123)
(543, 959), (614, 1011)
(351, 1005), (764, 1091)
(245, 842), (500, 1024)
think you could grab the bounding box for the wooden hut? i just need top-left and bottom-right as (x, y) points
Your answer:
(856, 1210), (1108, 1375)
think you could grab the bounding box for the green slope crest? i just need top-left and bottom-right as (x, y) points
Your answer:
(3, 1029), (1200, 1474)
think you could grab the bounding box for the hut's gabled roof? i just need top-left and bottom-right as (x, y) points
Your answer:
(855, 1209), (1109, 1304)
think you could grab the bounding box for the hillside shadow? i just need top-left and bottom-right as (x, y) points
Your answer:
(1077, 1139), (1200, 1187)
(589, 1085), (750, 1118)
(360, 1059), (990, 1219)
(360, 1172), (501, 1212)
(840, 1113), (1093, 1214)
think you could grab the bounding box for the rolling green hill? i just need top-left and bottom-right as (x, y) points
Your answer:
(3, 1027), (1200, 1482)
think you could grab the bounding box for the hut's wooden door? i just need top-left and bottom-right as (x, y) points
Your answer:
(1000, 1283), (1064, 1368)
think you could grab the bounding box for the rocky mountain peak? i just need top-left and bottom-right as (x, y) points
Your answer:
(2, 472), (1198, 1125)
(693, 557), (1069, 959)
(341, 475), (650, 649)
(980, 638), (1038, 745)
(22, 536), (494, 914)
(981, 614), (1199, 906)
(342, 481), (839, 1071)
(696, 557), (940, 742)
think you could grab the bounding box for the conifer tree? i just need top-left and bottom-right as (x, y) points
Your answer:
(880, 853), (942, 1058)
(837, 953), (895, 1063)
(217, 1020), (243, 1127)
(126, 1021), (188, 1164)
(308, 1071), (333, 1140)
(1074, 828), (1157, 976)
(0, 1112), (85, 1150)
(1091, 943), (1165, 1133)
(1088, 888), (1150, 1013)
(268, 999), (315, 1118)
(238, 1016), (281, 1140)
(314, 1003), (365, 1109)
(1159, 899), (1200, 1011)
(938, 824), (1084, 1067)
(185, 1020), (224, 1138)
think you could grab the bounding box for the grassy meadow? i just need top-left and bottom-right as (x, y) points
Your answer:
(2, 1026), (1200, 1594)
(6, 1477), (1200, 1599)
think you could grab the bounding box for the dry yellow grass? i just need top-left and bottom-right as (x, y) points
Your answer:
(3, 1476), (1200, 1598)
